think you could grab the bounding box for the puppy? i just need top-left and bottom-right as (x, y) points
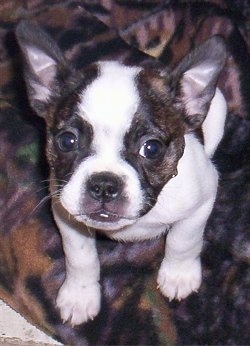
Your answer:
(16, 21), (227, 326)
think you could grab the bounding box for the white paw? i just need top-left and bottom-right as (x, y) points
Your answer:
(157, 257), (202, 301)
(56, 280), (101, 326)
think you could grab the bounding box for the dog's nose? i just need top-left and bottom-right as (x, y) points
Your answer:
(87, 172), (123, 203)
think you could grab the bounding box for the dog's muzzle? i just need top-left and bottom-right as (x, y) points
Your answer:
(84, 172), (126, 223)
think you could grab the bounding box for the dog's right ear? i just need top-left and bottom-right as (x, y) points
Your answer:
(16, 20), (68, 117)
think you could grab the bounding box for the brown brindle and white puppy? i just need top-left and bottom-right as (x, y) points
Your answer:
(16, 21), (227, 326)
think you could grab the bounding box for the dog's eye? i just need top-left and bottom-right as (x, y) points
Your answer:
(57, 132), (78, 152)
(139, 139), (163, 159)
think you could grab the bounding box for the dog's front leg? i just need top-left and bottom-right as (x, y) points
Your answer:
(53, 208), (101, 326)
(157, 200), (214, 301)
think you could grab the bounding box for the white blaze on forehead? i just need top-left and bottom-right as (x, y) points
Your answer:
(60, 62), (145, 222)
(78, 61), (141, 149)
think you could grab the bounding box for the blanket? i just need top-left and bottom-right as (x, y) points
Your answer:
(0, 1), (249, 345)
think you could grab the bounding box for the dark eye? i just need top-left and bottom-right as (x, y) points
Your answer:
(139, 139), (163, 159)
(57, 131), (78, 152)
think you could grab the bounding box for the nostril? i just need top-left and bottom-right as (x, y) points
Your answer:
(107, 185), (117, 197)
(87, 172), (123, 203)
(90, 184), (102, 198)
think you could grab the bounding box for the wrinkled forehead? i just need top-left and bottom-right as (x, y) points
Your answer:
(77, 61), (142, 135)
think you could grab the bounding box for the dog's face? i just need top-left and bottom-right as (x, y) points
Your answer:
(16, 21), (226, 231)
(46, 61), (186, 230)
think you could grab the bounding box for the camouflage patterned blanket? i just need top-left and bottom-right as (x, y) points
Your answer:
(0, 1), (249, 345)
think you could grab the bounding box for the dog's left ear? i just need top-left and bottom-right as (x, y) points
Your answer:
(171, 36), (227, 130)
(16, 20), (70, 117)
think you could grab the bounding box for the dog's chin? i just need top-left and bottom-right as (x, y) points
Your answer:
(74, 210), (137, 232)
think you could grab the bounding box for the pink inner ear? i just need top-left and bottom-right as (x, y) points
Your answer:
(180, 63), (218, 117)
(29, 78), (52, 102)
(184, 64), (216, 89)
(26, 45), (57, 100)
(181, 74), (202, 116)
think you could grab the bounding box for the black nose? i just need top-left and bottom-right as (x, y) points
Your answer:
(87, 172), (123, 203)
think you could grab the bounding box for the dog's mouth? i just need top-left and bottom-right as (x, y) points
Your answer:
(88, 209), (121, 223)
(73, 208), (138, 231)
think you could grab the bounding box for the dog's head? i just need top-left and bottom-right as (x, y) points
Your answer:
(16, 21), (226, 231)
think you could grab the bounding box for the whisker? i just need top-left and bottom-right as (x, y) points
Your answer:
(30, 188), (62, 216)
(36, 185), (50, 193)
(36, 183), (64, 194)
(41, 178), (68, 185)
(64, 172), (75, 179)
